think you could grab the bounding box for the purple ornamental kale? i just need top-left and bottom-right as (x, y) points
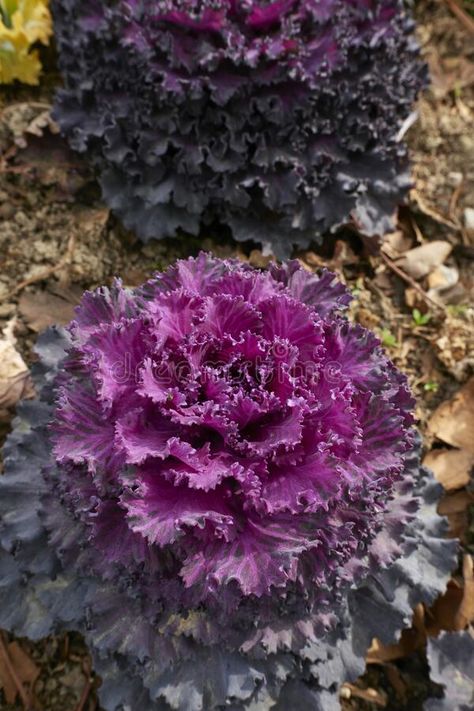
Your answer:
(0, 255), (457, 710)
(51, 0), (425, 256)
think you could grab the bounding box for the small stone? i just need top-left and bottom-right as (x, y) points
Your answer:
(396, 241), (452, 280)
(427, 265), (459, 292)
(447, 172), (463, 187)
(464, 208), (474, 231)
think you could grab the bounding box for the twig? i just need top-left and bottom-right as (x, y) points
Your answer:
(409, 215), (426, 245)
(380, 251), (446, 312)
(9, 234), (76, 298)
(411, 189), (459, 230)
(0, 144), (19, 173)
(75, 660), (93, 711)
(446, 178), (472, 245)
(75, 678), (92, 711)
(0, 632), (32, 710)
(11, 265), (65, 296)
(449, 177), (465, 220)
(443, 0), (474, 34)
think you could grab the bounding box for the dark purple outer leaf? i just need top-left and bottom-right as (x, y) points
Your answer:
(51, 0), (426, 256)
(0, 257), (458, 710)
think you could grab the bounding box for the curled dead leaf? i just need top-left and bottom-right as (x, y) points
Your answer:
(423, 448), (474, 491)
(366, 606), (426, 664)
(19, 286), (82, 333)
(381, 230), (414, 258)
(366, 630), (424, 665)
(426, 581), (465, 636)
(438, 490), (474, 539)
(438, 490), (474, 515)
(0, 637), (39, 706)
(428, 378), (474, 452)
(454, 555), (474, 630)
(0, 319), (33, 420)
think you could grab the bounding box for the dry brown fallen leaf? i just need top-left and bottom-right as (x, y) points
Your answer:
(438, 490), (474, 539)
(454, 555), (474, 630)
(366, 629), (424, 665)
(426, 581), (465, 635)
(423, 448), (474, 491)
(438, 491), (474, 515)
(428, 378), (474, 453)
(75, 206), (110, 233)
(395, 240), (452, 280)
(0, 649), (16, 706)
(366, 606), (426, 664)
(0, 638), (39, 705)
(426, 557), (474, 636)
(381, 230), (413, 258)
(19, 285), (83, 333)
(0, 319), (33, 420)
(384, 664), (408, 702)
(11, 128), (90, 200)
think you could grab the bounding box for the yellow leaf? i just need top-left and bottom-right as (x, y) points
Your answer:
(0, 0), (51, 85)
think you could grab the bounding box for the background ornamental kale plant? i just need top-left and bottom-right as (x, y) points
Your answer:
(0, 255), (458, 711)
(51, 0), (426, 256)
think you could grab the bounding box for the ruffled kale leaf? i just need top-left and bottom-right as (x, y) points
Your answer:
(0, 256), (458, 710)
(51, 1), (426, 256)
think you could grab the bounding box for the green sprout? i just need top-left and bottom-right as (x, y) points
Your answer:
(423, 381), (439, 393)
(380, 328), (398, 348)
(412, 309), (431, 327)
